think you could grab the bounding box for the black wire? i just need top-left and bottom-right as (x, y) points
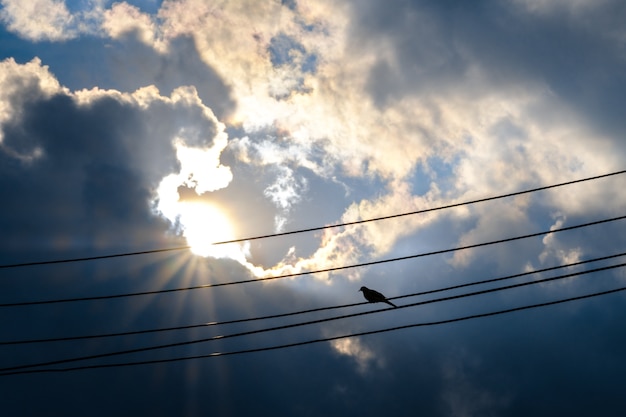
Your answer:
(3, 283), (625, 376)
(1, 169), (624, 270)
(2, 261), (624, 374)
(3, 214), (625, 308)
(3, 250), (625, 346)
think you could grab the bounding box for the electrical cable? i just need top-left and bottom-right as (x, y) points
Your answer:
(1, 169), (624, 271)
(2, 261), (624, 374)
(2, 283), (625, 376)
(3, 214), (625, 308)
(3, 250), (625, 346)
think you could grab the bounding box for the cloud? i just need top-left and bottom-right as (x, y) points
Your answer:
(3, 2), (626, 416)
(448, 199), (535, 271)
(122, 0), (626, 288)
(101, 2), (159, 47)
(0, 0), (104, 41)
(512, 0), (611, 16)
(440, 349), (511, 417)
(263, 164), (308, 231)
(538, 214), (583, 266)
(0, 57), (65, 136)
(0, 0), (75, 41)
(0, 58), (239, 257)
(329, 336), (382, 374)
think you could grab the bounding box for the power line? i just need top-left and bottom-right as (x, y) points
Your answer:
(3, 214), (625, 308)
(3, 250), (625, 346)
(3, 283), (625, 376)
(1, 169), (624, 271)
(2, 261), (624, 374)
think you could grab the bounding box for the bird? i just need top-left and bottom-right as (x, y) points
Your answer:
(359, 286), (397, 308)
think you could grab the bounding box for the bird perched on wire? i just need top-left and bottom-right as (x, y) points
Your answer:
(359, 286), (397, 308)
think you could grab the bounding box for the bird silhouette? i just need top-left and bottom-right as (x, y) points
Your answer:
(359, 286), (397, 308)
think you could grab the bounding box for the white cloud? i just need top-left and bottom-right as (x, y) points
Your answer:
(449, 198), (534, 270)
(148, 0), (626, 281)
(330, 337), (382, 374)
(538, 214), (583, 266)
(0, 0), (75, 41)
(6, 0), (624, 285)
(263, 165), (307, 231)
(102, 2), (160, 47)
(0, 57), (64, 118)
(0, 57), (66, 161)
(0, 0), (105, 41)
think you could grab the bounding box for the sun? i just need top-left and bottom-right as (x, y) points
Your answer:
(153, 138), (247, 261)
(178, 201), (244, 259)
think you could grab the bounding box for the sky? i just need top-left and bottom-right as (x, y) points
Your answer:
(1, 0), (626, 415)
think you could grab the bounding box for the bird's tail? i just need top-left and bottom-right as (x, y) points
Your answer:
(384, 300), (397, 308)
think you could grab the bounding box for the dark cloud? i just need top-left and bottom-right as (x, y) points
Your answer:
(0, 94), (164, 255)
(0, 63), (232, 262)
(2, 243), (626, 417)
(348, 0), (469, 106)
(351, 0), (626, 134)
(2, 1), (626, 416)
(106, 34), (237, 119)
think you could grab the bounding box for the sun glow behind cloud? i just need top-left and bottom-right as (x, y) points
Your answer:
(174, 201), (242, 259)
(154, 140), (248, 261)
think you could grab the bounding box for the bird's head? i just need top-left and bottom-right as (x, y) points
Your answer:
(358, 286), (367, 292)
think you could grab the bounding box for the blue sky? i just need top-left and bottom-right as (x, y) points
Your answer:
(1, 0), (626, 415)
